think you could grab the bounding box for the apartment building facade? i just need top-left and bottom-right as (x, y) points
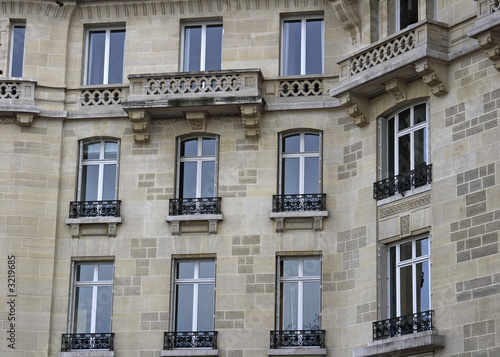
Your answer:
(1, 0), (500, 356)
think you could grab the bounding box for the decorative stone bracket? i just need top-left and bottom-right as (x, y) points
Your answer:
(269, 211), (328, 233)
(186, 111), (207, 132)
(338, 92), (370, 127)
(241, 104), (261, 137)
(330, 0), (361, 45)
(414, 59), (448, 96)
(66, 217), (122, 238)
(166, 214), (223, 235)
(472, 29), (500, 71)
(128, 109), (151, 143)
(384, 78), (408, 103)
(16, 112), (36, 126)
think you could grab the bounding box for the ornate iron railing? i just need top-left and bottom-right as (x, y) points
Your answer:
(373, 310), (434, 341)
(373, 164), (432, 200)
(163, 331), (218, 349)
(270, 330), (325, 348)
(169, 197), (222, 216)
(61, 333), (114, 351)
(69, 200), (121, 218)
(272, 194), (326, 212)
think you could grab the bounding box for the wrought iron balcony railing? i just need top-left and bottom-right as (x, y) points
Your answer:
(164, 331), (218, 349)
(69, 200), (121, 218)
(270, 330), (326, 349)
(373, 310), (434, 341)
(373, 164), (432, 200)
(169, 197), (222, 216)
(61, 333), (114, 351)
(272, 194), (326, 212)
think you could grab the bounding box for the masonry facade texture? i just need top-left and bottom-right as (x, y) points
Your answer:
(0, 1), (499, 357)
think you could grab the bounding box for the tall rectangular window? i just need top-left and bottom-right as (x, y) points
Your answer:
(398, 0), (418, 30)
(86, 28), (125, 85)
(182, 22), (222, 71)
(71, 262), (114, 334)
(10, 23), (26, 77)
(282, 16), (323, 76)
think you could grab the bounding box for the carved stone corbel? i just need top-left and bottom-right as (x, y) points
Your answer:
(385, 78), (407, 103)
(128, 109), (151, 143)
(330, 0), (361, 44)
(473, 29), (500, 71)
(16, 113), (35, 126)
(414, 60), (448, 96)
(186, 111), (207, 132)
(240, 104), (261, 137)
(338, 92), (370, 126)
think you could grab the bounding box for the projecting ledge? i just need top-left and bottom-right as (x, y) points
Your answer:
(268, 348), (326, 356)
(58, 352), (114, 357)
(161, 349), (219, 356)
(353, 330), (445, 357)
(270, 211), (328, 232)
(166, 214), (223, 235)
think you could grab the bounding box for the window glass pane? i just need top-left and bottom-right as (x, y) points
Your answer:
(400, 242), (412, 261)
(283, 134), (300, 153)
(98, 263), (114, 281)
(74, 286), (93, 333)
(283, 158), (300, 194)
(176, 284), (194, 331)
(281, 282), (298, 330)
(177, 262), (195, 279)
(305, 19), (323, 75)
(202, 138), (216, 156)
(180, 162), (197, 198)
(416, 261), (430, 312)
(398, 134), (410, 174)
(303, 259), (321, 277)
(181, 138), (198, 157)
(282, 20), (301, 76)
(304, 134), (319, 152)
(201, 161), (215, 197)
(389, 246), (397, 318)
(81, 165), (99, 201)
(95, 286), (113, 333)
(88, 31), (106, 85)
(414, 128), (426, 168)
(199, 261), (215, 279)
(398, 108), (410, 131)
(387, 118), (395, 178)
(84, 142), (101, 160)
(102, 164), (117, 201)
(104, 142), (118, 159)
(281, 259), (299, 277)
(414, 103), (426, 124)
(11, 25), (25, 77)
(108, 30), (125, 84)
(197, 284), (215, 330)
(76, 264), (95, 282)
(304, 157), (319, 194)
(184, 26), (202, 71)
(400, 265), (413, 316)
(399, 0), (418, 29)
(205, 25), (222, 71)
(416, 238), (429, 257)
(303, 281), (320, 329)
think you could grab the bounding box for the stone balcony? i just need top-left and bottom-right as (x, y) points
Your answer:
(0, 78), (39, 126)
(330, 20), (450, 126)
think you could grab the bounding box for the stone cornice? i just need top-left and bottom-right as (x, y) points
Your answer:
(0, 1), (74, 18)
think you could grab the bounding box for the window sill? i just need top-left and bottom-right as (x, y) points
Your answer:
(166, 214), (223, 235)
(66, 217), (122, 238)
(352, 330), (445, 357)
(269, 211), (328, 232)
(376, 184), (431, 207)
(161, 349), (218, 356)
(58, 351), (114, 357)
(268, 348), (326, 356)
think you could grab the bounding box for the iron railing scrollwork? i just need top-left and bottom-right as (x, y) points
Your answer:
(272, 194), (326, 212)
(61, 333), (114, 351)
(69, 200), (121, 218)
(169, 197), (222, 216)
(163, 331), (218, 349)
(270, 330), (326, 349)
(373, 164), (432, 200)
(372, 310), (434, 341)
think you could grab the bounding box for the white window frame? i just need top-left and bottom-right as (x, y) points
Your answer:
(84, 26), (125, 85)
(281, 15), (324, 76)
(388, 236), (431, 318)
(181, 21), (223, 72)
(276, 256), (322, 331)
(176, 135), (218, 199)
(78, 139), (120, 202)
(9, 22), (26, 77)
(69, 261), (114, 334)
(171, 259), (216, 332)
(379, 100), (429, 181)
(278, 131), (322, 195)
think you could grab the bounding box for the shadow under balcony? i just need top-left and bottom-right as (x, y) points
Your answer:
(162, 331), (218, 357)
(268, 330), (326, 356)
(65, 200), (122, 238)
(60, 333), (114, 352)
(269, 194), (328, 233)
(166, 198), (223, 235)
(373, 164), (432, 201)
(0, 78), (39, 126)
